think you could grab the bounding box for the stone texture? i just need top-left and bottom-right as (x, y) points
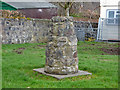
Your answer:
(44, 16), (78, 75)
(1, 18), (51, 44)
(1, 18), (97, 44)
(33, 68), (92, 80)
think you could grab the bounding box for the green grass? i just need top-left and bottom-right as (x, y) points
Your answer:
(70, 13), (89, 19)
(70, 13), (83, 18)
(2, 41), (118, 88)
(0, 44), (2, 90)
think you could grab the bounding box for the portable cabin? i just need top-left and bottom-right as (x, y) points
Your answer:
(97, 0), (120, 41)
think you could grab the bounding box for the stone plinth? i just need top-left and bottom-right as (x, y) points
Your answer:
(44, 16), (78, 75)
(33, 68), (92, 80)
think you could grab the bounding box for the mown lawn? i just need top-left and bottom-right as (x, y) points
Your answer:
(2, 41), (118, 88)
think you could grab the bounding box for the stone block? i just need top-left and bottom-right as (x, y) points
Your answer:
(33, 68), (92, 80)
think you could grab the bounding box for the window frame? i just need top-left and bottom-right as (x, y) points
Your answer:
(106, 9), (120, 25)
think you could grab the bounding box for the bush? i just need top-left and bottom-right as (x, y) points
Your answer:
(0, 10), (26, 19)
(70, 9), (100, 19)
(82, 9), (100, 19)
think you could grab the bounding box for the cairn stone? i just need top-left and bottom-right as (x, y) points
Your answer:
(44, 16), (78, 75)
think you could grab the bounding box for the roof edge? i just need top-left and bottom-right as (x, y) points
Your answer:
(1, 1), (17, 10)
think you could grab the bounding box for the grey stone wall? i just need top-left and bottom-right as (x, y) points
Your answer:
(74, 21), (98, 41)
(1, 18), (98, 44)
(1, 18), (51, 44)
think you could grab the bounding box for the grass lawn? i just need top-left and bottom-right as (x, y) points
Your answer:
(2, 41), (118, 88)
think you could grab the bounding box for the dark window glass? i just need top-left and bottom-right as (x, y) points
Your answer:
(115, 18), (120, 25)
(109, 11), (115, 18)
(107, 19), (114, 24)
(116, 11), (120, 13)
(116, 15), (120, 18)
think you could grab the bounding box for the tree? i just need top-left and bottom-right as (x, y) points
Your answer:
(58, 2), (73, 16)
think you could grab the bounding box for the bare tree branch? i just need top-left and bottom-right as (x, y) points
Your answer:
(69, 2), (74, 8)
(58, 2), (65, 8)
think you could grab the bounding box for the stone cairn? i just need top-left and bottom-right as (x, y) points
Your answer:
(44, 16), (78, 75)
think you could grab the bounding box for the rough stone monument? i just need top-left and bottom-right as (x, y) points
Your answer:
(33, 16), (92, 79)
(44, 16), (78, 75)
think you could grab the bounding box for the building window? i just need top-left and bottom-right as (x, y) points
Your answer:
(108, 11), (114, 18)
(107, 10), (120, 25)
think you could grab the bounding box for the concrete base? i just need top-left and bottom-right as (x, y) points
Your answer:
(33, 68), (92, 80)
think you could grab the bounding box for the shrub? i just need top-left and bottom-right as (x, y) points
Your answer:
(0, 10), (26, 19)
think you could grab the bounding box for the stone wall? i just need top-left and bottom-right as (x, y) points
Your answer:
(1, 18), (51, 44)
(1, 18), (98, 44)
(74, 21), (98, 41)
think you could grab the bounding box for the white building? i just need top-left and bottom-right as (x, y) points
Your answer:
(97, 0), (120, 41)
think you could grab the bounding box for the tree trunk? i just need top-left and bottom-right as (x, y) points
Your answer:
(65, 8), (69, 16)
